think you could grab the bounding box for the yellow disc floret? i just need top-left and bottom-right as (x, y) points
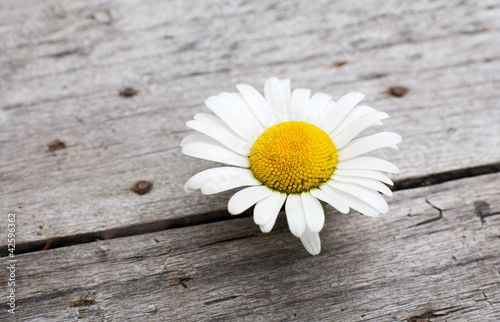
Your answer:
(249, 121), (337, 194)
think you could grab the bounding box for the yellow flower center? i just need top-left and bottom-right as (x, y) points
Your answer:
(249, 121), (337, 194)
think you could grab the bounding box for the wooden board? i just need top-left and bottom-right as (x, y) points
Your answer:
(4, 172), (500, 321)
(1, 0), (499, 247)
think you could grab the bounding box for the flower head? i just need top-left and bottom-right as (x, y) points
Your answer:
(181, 77), (401, 255)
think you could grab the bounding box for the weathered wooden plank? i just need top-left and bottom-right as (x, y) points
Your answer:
(1, 0), (499, 246)
(4, 173), (500, 321)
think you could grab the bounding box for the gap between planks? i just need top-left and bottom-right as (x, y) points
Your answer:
(4, 161), (500, 257)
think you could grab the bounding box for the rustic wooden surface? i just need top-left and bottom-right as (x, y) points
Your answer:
(1, 0), (499, 320)
(6, 173), (500, 321)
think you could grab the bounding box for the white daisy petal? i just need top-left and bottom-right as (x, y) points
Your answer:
(310, 187), (350, 214)
(333, 175), (393, 196)
(185, 167), (254, 192)
(329, 105), (376, 137)
(336, 92), (365, 110)
(304, 93), (332, 124)
(302, 192), (325, 233)
(236, 83), (278, 127)
(333, 169), (393, 185)
(290, 88), (311, 121)
(331, 111), (389, 149)
(228, 186), (272, 215)
(285, 194), (307, 237)
(205, 94), (261, 142)
(264, 77), (289, 120)
(336, 156), (399, 173)
(200, 170), (262, 195)
(316, 92), (365, 134)
(260, 201), (283, 233)
(328, 181), (389, 214)
(181, 134), (250, 168)
(337, 132), (402, 161)
(322, 184), (380, 217)
(300, 227), (321, 255)
(254, 191), (287, 226)
(219, 92), (266, 133)
(280, 79), (292, 118)
(187, 113), (251, 155)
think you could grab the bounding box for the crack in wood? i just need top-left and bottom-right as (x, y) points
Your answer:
(393, 162), (500, 191)
(405, 305), (469, 322)
(414, 200), (443, 226)
(47, 47), (84, 58)
(69, 297), (97, 307)
(406, 309), (440, 321)
(202, 234), (257, 247)
(204, 295), (240, 306)
(1, 210), (242, 256)
(172, 273), (191, 289)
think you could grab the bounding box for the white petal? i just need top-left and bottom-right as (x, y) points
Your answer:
(331, 111), (389, 149)
(336, 92), (365, 110)
(254, 191), (286, 226)
(290, 88), (311, 121)
(260, 199), (284, 233)
(333, 175), (393, 196)
(187, 113), (251, 155)
(310, 187), (350, 214)
(323, 184), (380, 217)
(259, 199), (286, 233)
(280, 79), (292, 119)
(328, 181), (389, 214)
(333, 169), (393, 185)
(329, 105), (376, 137)
(219, 92), (266, 134)
(285, 194), (307, 237)
(337, 132), (402, 161)
(236, 83), (278, 127)
(228, 186), (272, 215)
(314, 100), (335, 132)
(205, 93), (262, 142)
(300, 227), (321, 255)
(264, 77), (289, 120)
(201, 169), (262, 195)
(181, 134), (250, 168)
(302, 192), (325, 233)
(316, 92), (365, 134)
(304, 93), (332, 124)
(336, 156), (399, 173)
(185, 167), (253, 192)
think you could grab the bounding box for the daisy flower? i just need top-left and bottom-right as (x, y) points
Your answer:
(181, 77), (401, 255)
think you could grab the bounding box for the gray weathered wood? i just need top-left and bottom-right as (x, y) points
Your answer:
(3, 173), (500, 321)
(1, 0), (499, 246)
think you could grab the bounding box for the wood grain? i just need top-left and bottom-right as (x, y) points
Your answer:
(1, 0), (499, 246)
(3, 173), (500, 321)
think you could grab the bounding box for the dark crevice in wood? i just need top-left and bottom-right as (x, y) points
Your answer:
(201, 234), (258, 247)
(4, 162), (500, 257)
(393, 162), (500, 191)
(3, 210), (249, 257)
(203, 295), (240, 306)
(414, 199), (443, 227)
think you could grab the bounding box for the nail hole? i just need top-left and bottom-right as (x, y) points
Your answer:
(133, 181), (153, 194)
(387, 86), (409, 97)
(48, 139), (67, 152)
(332, 61), (348, 67)
(119, 87), (138, 98)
